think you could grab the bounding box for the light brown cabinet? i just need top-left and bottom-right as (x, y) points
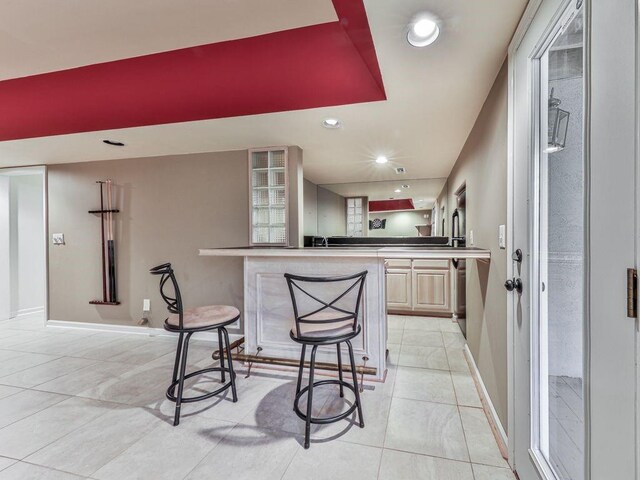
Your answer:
(412, 268), (451, 313)
(386, 269), (412, 309)
(386, 259), (412, 310)
(386, 258), (453, 316)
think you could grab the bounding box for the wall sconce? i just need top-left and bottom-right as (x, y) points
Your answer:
(547, 87), (569, 153)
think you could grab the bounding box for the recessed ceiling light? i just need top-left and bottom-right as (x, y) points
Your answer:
(402, 184), (410, 189)
(322, 118), (341, 129)
(376, 155), (389, 164)
(407, 16), (439, 47)
(103, 139), (125, 147)
(395, 167), (406, 174)
(394, 189), (402, 193)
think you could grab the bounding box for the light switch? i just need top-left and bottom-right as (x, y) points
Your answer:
(143, 299), (151, 311)
(52, 233), (65, 245)
(469, 230), (474, 246)
(499, 225), (506, 249)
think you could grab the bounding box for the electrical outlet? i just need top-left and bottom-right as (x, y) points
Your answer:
(52, 233), (65, 245)
(469, 230), (474, 246)
(143, 299), (151, 311)
(499, 224), (506, 249)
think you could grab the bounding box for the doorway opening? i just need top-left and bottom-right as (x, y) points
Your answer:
(0, 167), (47, 326)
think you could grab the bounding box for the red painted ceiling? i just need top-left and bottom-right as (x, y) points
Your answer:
(369, 199), (415, 212)
(0, 0), (385, 141)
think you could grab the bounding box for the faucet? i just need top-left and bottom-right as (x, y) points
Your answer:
(315, 236), (328, 247)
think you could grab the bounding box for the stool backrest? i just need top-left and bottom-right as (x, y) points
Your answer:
(284, 271), (367, 339)
(150, 263), (184, 328)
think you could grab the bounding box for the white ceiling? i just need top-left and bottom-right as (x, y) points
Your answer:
(0, 0), (337, 80)
(320, 178), (446, 210)
(0, 0), (527, 185)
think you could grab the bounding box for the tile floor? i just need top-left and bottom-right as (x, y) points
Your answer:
(0, 313), (516, 479)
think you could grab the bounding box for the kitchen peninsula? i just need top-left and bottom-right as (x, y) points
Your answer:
(200, 246), (490, 380)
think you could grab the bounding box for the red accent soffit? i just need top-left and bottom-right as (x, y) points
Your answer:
(0, 0), (385, 141)
(369, 199), (415, 212)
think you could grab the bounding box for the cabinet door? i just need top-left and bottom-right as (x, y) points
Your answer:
(386, 269), (412, 310)
(412, 268), (451, 313)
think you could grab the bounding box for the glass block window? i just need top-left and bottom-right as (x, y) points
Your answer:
(346, 197), (365, 237)
(250, 148), (287, 245)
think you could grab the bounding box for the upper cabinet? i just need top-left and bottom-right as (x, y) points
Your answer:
(249, 146), (303, 247)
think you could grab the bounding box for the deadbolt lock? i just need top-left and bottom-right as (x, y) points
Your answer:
(512, 249), (523, 263)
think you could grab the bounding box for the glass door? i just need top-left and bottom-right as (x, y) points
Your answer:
(533, 5), (585, 479)
(511, 0), (637, 478)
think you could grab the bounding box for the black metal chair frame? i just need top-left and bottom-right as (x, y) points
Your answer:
(150, 263), (238, 426)
(285, 270), (368, 449)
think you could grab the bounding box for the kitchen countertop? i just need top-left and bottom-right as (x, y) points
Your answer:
(199, 246), (491, 260)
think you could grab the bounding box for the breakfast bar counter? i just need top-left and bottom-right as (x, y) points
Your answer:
(200, 246), (491, 260)
(200, 246), (490, 380)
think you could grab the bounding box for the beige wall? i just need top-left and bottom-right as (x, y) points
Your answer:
(434, 184), (448, 237)
(368, 210), (430, 237)
(287, 146), (304, 247)
(303, 178), (318, 237)
(316, 186), (346, 237)
(445, 60), (509, 430)
(48, 150), (249, 330)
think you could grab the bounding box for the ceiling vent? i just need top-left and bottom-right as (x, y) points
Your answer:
(395, 167), (406, 174)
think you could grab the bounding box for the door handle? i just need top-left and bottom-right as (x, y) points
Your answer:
(512, 249), (523, 263)
(504, 277), (523, 294)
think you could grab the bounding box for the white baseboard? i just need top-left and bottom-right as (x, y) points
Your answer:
(46, 319), (242, 343)
(10, 306), (44, 318)
(463, 344), (509, 454)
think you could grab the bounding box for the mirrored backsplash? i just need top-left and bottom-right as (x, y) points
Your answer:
(303, 177), (447, 238)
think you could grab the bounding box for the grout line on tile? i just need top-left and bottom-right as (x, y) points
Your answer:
(457, 405), (475, 469)
(381, 445), (473, 465)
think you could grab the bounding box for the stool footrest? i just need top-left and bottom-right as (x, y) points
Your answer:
(293, 379), (359, 424)
(166, 366), (236, 404)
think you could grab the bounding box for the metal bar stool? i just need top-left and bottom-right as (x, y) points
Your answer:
(284, 270), (368, 449)
(150, 263), (239, 426)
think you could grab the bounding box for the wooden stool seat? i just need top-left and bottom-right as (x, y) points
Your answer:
(167, 305), (239, 330)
